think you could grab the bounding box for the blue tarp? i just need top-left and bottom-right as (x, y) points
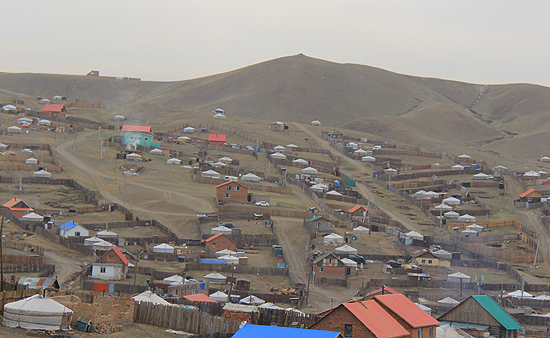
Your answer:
(201, 259), (227, 265)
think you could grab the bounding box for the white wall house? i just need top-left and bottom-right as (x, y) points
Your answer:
(91, 263), (124, 280)
(58, 222), (89, 238)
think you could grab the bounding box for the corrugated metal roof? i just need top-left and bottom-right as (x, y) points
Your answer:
(345, 300), (409, 338)
(363, 287), (400, 298)
(42, 103), (65, 112)
(375, 294), (440, 328)
(184, 294), (217, 303)
(208, 134), (226, 142)
(232, 324), (341, 338)
(122, 125), (152, 133)
(472, 295), (522, 330)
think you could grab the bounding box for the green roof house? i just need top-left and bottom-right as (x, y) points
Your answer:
(303, 215), (332, 233)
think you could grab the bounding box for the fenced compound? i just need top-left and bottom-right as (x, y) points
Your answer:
(1, 264), (54, 276)
(133, 302), (241, 336)
(0, 163), (63, 172)
(256, 307), (320, 328)
(0, 155), (56, 163)
(201, 233), (279, 247)
(0, 177), (99, 205)
(218, 204), (310, 219)
(448, 219), (521, 230)
(314, 276), (348, 287)
(193, 176), (291, 194)
(372, 148), (442, 158)
(464, 242), (537, 264)
(457, 233), (520, 244)
(185, 262), (289, 276)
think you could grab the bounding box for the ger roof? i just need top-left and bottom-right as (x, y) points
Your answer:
(344, 300), (409, 338)
(233, 324), (341, 338)
(208, 134), (226, 142)
(471, 295), (522, 330)
(41, 103), (65, 112)
(374, 294), (440, 328)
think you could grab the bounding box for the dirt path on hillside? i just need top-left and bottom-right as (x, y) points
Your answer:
(44, 251), (82, 284)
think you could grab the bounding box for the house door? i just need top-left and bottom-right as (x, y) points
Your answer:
(346, 267), (350, 275)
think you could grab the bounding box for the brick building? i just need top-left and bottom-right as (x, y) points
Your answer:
(216, 181), (249, 203)
(2, 197), (33, 218)
(205, 233), (237, 255)
(311, 299), (410, 338)
(373, 294), (439, 338)
(313, 252), (346, 278)
(41, 104), (67, 118)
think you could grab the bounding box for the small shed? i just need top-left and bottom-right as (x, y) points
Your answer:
(458, 214), (476, 223)
(447, 272), (472, 283)
(33, 170), (51, 179)
(335, 245), (358, 255)
(323, 233), (344, 244)
(152, 243), (175, 254)
(204, 273), (227, 285)
(133, 291), (173, 306)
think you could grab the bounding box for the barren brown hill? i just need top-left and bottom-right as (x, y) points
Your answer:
(1, 54), (549, 161)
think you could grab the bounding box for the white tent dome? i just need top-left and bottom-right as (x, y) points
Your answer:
(362, 156), (376, 162)
(341, 258), (358, 267)
(466, 224), (484, 232)
(494, 165), (508, 170)
(21, 148), (32, 153)
(435, 204), (452, 211)
(271, 152), (287, 160)
(25, 157), (38, 164)
(0, 143), (7, 150)
(442, 197), (461, 205)
(404, 231), (423, 241)
(458, 154), (471, 159)
(209, 291), (228, 302)
(444, 211), (459, 218)
(452, 164), (464, 170)
(211, 226), (232, 235)
(458, 214), (476, 223)
(2, 104), (16, 111)
(241, 173), (260, 181)
(163, 275), (184, 285)
(114, 114), (125, 121)
(293, 158), (308, 165)
(7, 126), (22, 133)
(353, 226), (370, 234)
(273, 145), (285, 151)
(21, 212), (44, 222)
(167, 158), (182, 164)
(432, 250), (452, 260)
(323, 233), (344, 244)
(286, 144), (298, 148)
(133, 291), (173, 306)
(150, 148), (163, 155)
(215, 249), (237, 258)
(219, 156), (233, 163)
(524, 170), (541, 177)
(213, 113), (226, 119)
(508, 290), (533, 299)
(219, 255), (239, 265)
(33, 170), (51, 179)
(302, 167), (318, 174)
(96, 230), (118, 238)
(240, 295), (265, 305)
(473, 173), (490, 180)
(326, 190), (342, 196)
(461, 229), (478, 236)
(3, 295), (73, 331)
(183, 126), (195, 133)
(212, 161), (226, 167)
(447, 272), (471, 283)
(126, 153), (142, 161)
(204, 273), (227, 285)
(310, 120), (321, 126)
(38, 119), (51, 126)
(437, 297), (460, 308)
(201, 170), (220, 178)
(310, 185), (324, 193)
(335, 245), (358, 255)
(541, 156), (550, 163)
(354, 148), (368, 155)
(152, 243), (175, 253)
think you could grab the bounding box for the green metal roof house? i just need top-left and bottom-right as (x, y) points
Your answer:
(438, 295), (522, 338)
(304, 215), (332, 233)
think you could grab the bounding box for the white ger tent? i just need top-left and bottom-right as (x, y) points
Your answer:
(310, 120), (321, 126)
(219, 255), (239, 265)
(326, 190), (342, 196)
(213, 113), (226, 119)
(404, 231), (423, 241)
(447, 272), (472, 283)
(3, 295), (73, 331)
(209, 291), (228, 302)
(150, 148), (163, 155)
(353, 226), (370, 234)
(466, 224), (484, 232)
(7, 126), (22, 133)
(323, 233), (344, 244)
(354, 148), (368, 155)
(432, 250), (452, 261)
(273, 145), (285, 152)
(458, 154), (471, 160)
(21, 148), (32, 153)
(215, 249), (237, 258)
(443, 197), (461, 205)
(219, 156), (233, 163)
(203, 273), (227, 285)
(126, 153), (142, 161)
(152, 243), (175, 254)
(211, 226), (232, 235)
(362, 156), (376, 162)
(302, 167), (318, 174)
(335, 245), (358, 255)
(183, 126), (195, 133)
(461, 229), (478, 236)
(444, 211), (459, 218)
(271, 152), (287, 160)
(241, 173), (260, 182)
(240, 295), (265, 306)
(437, 297), (460, 308)
(541, 156), (550, 163)
(293, 158), (308, 165)
(21, 213), (44, 222)
(201, 170), (220, 179)
(133, 291), (173, 306)
(96, 230), (118, 238)
(167, 158), (182, 165)
(25, 157), (38, 164)
(0, 143), (7, 150)
(33, 170), (52, 179)
(163, 275), (184, 285)
(341, 258), (358, 268)
(457, 214), (476, 223)
(38, 119), (51, 126)
(435, 204), (452, 211)
(452, 164), (464, 170)
(508, 290), (534, 299)
(473, 173), (490, 180)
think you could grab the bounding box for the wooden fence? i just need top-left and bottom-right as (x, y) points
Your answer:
(0, 289), (42, 315)
(448, 219), (521, 230)
(185, 262), (289, 276)
(0, 177), (99, 205)
(133, 302), (241, 335)
(464, 242), (536, 263)
(2, 264), (54, 276)
(372, 149), (442, 158)
(218, 204), (310, 219)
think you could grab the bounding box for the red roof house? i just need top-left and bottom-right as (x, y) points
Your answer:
(208, 134), (227, 146)
(41, 104), (67, 118)
(2, 198), (34, 218)
(374, 294), (439, 338)
(518, 189), (543, 202)
(348, 205), (368, 217)
(311, 299), (410, 338)
(121, 125), (153, 134)
(205, 233), (237, 255)
(92, 246), (130, 280)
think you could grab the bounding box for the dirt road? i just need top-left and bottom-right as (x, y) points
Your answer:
(44, 251), (82, 284)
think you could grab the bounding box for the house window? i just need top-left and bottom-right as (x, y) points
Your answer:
(100, 267), (106, 273)
(75, 232), (80, 236)
(329, 258), (332, 264)
(107, 255), (114, 261)
(235, 186), (240, 191)
(418, 328), (422, 338)
(429, 327), (434, 338)
(344, 324), (353, 337)
(145, 137), (149, 141)
(319, 267), (324, 272)
(212, 243), (217, 248)
(428, 260), (433, 264)
(192, 290), (199, 295)
(174, 289), (178, 296)
(315, 223), (320, 228)
(226, 185), (232, 191)
(421, 259), (426, 263)
(129, 136), (134, 140)
(224, 193), (231, 198)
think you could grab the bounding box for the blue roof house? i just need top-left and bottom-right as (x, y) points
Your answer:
(58, 221), (89, 238)
(232, 324), (342, 338)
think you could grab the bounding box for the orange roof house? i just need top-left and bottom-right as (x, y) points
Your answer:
(205, 233), (237, 255)
(121, 125), (153, 134)
(41, 104), (67, 118)
(2, 198), (34, 218)
(208, 134), (227, 146)
(374, 294), (439, 338)
(348, 205), (368, 217)
(518, 189), (543, 203)
(311, 299), (410, 338)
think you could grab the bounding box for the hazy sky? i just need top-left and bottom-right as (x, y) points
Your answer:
(2, 1), (550, 86)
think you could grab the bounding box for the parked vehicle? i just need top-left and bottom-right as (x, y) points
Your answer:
(348, 255), (366, 264)
(220, 222), (234, 228)
(255, 201), (270, 207)
(385, 260), (401, 268)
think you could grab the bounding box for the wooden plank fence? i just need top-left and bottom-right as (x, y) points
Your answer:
(185, 262), (289, 276)
(133, 302), (241, 335)
(0, 290), (42, 315)
(218, 204), (310, 219)
(194, 176), (291, 194)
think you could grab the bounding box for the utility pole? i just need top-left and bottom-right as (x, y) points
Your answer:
(131, 251), (143, 294)
(18, 171), (22, 191)
(72, 132), (78, 150)
(0, 217), (4, 291)
(109, 154), (113, 184)
(99, 127), (103, 160)
(227, 266), (236, 302)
